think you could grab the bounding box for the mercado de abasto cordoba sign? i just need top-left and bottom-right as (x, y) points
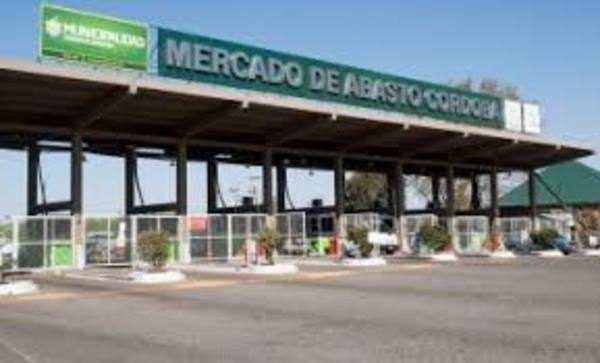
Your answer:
(158, 28), (503, 127)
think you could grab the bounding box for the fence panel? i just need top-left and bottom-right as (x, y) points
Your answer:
(84, 216), (133, 265)
(188, 215), (229, 261)
(306, 213), (335, 256)
(275, 212), (306, 257)
(0, 218), (15, 271)
(499, 217), (531, 249)
(402, 214), (438, 255)
(13, 216), (74, 269)
(230, 214), (267, 259)
(452, 216), (489, 254)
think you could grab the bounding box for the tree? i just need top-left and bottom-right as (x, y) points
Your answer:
(449, 77), (521, 100)
(345, 172), (388, 211)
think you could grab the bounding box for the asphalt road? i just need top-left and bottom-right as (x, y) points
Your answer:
(1, 257), (599, 363)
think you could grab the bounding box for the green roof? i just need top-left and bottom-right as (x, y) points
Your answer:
(499, 161), (600, 207)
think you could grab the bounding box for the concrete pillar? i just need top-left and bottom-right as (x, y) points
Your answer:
(276, 165), (287, 213)
(334, 155), (345, 238)
(528, 168), (537, 230)
(207, 157), (218, 213)
(70, 132), (85, 269)
(27, 143), (39, 216)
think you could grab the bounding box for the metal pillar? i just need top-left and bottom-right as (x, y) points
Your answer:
(71, 132), (85, 268)
(471, 173), (481, 210)
(334, 155), (345, 238)
(528, 168), (537, 230)
(27, 143), (39, 216)
(176, 141), (190, 264)
(70, 132), (83, 215)
(207, 157), (218, 213)
(263, 149), (274, 216)
(432, 173), (441, 209)
(276, 164), (287, 212)
(446, 165), (455, 229)
(490, 166), (499, 229)
(392, 163), (405, 250)
(125, 148), (136, 215)
(176, 141), (188, 215)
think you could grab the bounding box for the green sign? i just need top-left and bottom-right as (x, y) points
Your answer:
(40, 4), (148, 70)
(157, 28), (504, 128)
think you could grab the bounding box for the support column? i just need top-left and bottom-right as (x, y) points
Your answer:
(71, 132), (83, 216)
(262, 150), (274, 216)
(125, 148), (136, 215)
(446, 165), (455, 231)
(490, 166), (499, 229)
(471, 174), (481, 210)
(334, 155), (345, 239)
(276, 164), (287, 213)
(528, 168), (537, 230)
(27, 143), (39, 216)
(176, 141), (190, 264)
(207, 157), (218, 213)
(71, 132), (85, 269)
(392, 163), (406, 252)
(263, 150), (275, 235)
(176, 141), (188, 215)
(432, 173), (440, 209)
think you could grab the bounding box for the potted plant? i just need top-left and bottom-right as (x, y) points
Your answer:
(137, 231), (170, 271)
(418, 225), (453, 254)
(0, 252), (38, 296)
(132, 231), (185, 283)
(347, 226), (373, 258)
(485, 229), (502, 252)
(0, 255), (13, 285)
(257, 226), (280, 265)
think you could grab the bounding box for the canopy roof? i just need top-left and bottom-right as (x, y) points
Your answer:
(500, 161), (600, 207)
(0, 58), (593, 171)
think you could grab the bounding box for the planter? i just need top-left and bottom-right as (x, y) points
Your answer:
(239, 264), (299, 275)
(0, 280), (38, 296)
(489, 250), (517, 259)
(430, 253), (458, 262)
(535, 250), (564, 258)
(341, 257), (387, 267)
(129, 270), (186, 284)
(583, 249), (600, 257)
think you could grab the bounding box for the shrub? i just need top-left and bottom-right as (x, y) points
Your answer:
(530, 228), (560, 249)
(137, 231), (169, 270)
(347, 226), (373, 258)
(418, 225), (451, 252)
(0, 255), (13, 284)
(258, 226), (280, 265)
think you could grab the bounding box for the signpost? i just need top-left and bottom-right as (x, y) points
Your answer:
(157, 28), (504, 128)
(40, 4), (148, 71)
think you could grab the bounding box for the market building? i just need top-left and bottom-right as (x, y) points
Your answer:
(0, 4), (594, 269)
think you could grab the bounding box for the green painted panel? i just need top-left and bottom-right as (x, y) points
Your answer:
(157, 28), (504, 128)
(40, 4), (148, 70)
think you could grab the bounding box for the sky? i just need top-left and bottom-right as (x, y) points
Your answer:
(0, 0), (599, 216)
